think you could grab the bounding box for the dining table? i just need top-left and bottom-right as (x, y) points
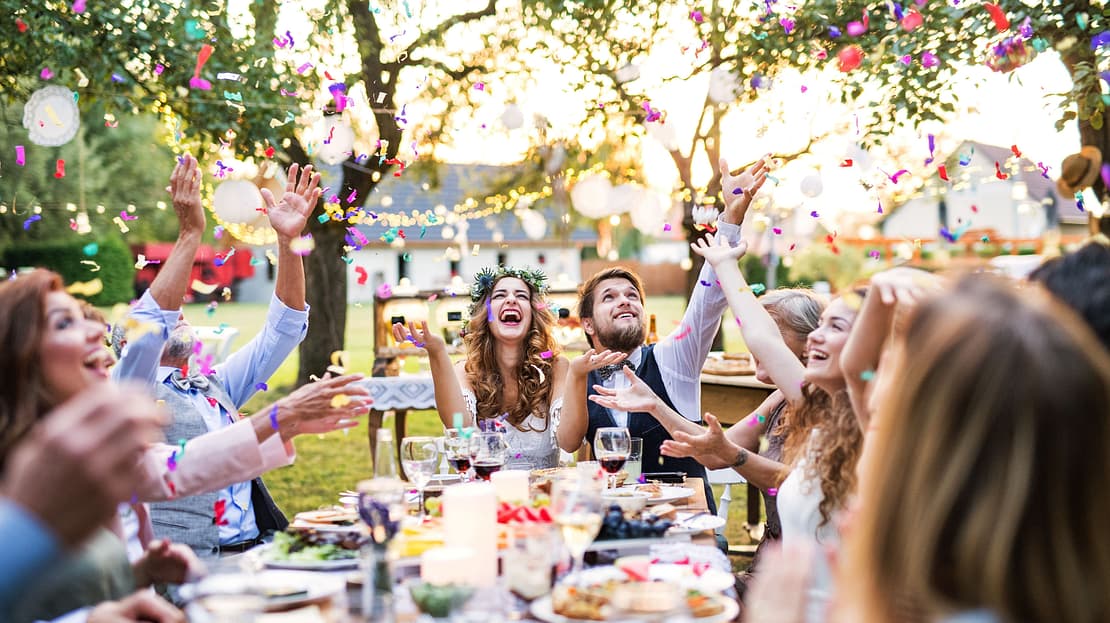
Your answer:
(189, 476), (734, 622)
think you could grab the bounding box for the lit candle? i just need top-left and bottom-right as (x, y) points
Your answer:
(490, 470), (529, 504)
(420, 546), (476, 586)
(442, 482), (498, 587)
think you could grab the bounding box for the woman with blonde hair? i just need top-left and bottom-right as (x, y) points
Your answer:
(841, 275), (1110, 623)
(396, 266), (617, 468)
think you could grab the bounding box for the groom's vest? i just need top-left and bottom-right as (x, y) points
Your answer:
(148, 376), (288, 556)
(586, 344), (715, 514)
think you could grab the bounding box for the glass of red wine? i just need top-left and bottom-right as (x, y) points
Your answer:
(469, 431), (509, 481)
(594, 427), (632, 489)
(443, 427), (476, 481)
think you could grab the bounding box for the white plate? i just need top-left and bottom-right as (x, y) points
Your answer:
(256, 543), (360, 571)
(188, 569), (345, 612)
(562, 564), (734, 594)
(666, 511), (727, 535)
(530, 592), (738, 623)
(613, 485), (695, 505)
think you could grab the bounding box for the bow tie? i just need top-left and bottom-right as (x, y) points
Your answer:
(598, 360), (635, 381)
(169, 370), (211, 392)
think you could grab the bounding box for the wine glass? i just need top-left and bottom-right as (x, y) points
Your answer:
(469, 431), (508, 481)
(443, 427), (476, 481)
(594, 427), (632, 489)
(400, 436), (439, 518)
(552, 477), (604, 583)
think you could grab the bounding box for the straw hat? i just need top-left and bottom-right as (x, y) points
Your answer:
(1057, 145), (1102, 195)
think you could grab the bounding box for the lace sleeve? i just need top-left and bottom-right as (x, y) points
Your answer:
(461, 389), (479, 420)
(549, 396), (564, 435)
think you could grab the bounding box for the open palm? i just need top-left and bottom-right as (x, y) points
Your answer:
(262, 163), (322, 239)
(720, 156), (769, 211)
(690, 233), (748, 268)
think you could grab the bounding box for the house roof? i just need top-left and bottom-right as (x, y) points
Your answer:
(353, 163), (597, 246)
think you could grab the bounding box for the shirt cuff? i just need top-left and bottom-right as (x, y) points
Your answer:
(715, 220), (742, 244)
(44, 607), (91, 623)
(266, 294), (310, 338)
(259, 429), (296, 469)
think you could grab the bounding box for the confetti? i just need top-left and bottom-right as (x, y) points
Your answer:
(213, 499), (229, 526)
(1092, 31), (1110, 50)
(837, 45), (864, 72)
(16, 18), (27, 32)
(167, 450), (178, 472)
(40, 67), (53, 80)
(1011, 144), (1022, 158)
(213, 322), (230, 334)
(269, 406), (280, 430)
(901, 10), (923, 32)
(376, 283), (392, 299)
(767, 488), (778, 497)
(15, 146), (25, 166)
(673, 324), (692, 340)
(921, 51), (939, 68)
(80, 260), (101, 272)
(66, 279), (103, 297)
(1075, 192), (1085, 212)
(888, 169), (909, 184)
(840, 159), (853, 167)
(22, 214), (41, 230)
(983, 3), (1010, 32)
(119, 210), (138, 221)
(296, 62), (314, 74)
(191, 279), (218, 294)
(355, 266), (368, 285)
(938, 165), (949, 181)
(810, 211), (820, 218)
(540, 350), (554, 359)
(54, 159), (65, 178)
(328, 350), (349, 375)
(189, 44), (214, 90)
(860, 370), (876, 381)
(772, 227), (782, 235)
(290, 234), (315, 256)
(330, 394), (352, 408)
(750, 283), (767, 295)
(994, 162), (1008, 180)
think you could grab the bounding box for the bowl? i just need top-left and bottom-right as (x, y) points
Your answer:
(408, 582), (475, 618)
(602, 490), (651, 515)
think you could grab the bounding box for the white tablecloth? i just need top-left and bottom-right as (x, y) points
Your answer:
(357, 375), (436, 410)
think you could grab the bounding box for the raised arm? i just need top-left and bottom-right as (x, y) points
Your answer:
(717, 156), (769, 228)
(841, 267), (938, 430)
(394, 321), (468, 428)
(588, 367), (704, 438)
(691, 234), (807, 405)
(558, 349), (630, 452)
(662, 411), (788, 491)
(113, 155), (206, 384)
(262, 163), (319, 312)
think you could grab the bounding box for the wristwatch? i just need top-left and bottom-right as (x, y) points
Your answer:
(731, 448), (748, 468)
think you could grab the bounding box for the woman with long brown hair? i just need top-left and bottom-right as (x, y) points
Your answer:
(685, 233), (864, 622)
(396, 266), (611, 468)
(839, 276), (1110, 623)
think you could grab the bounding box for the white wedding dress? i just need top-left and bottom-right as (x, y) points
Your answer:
(461, 389), (563, 470)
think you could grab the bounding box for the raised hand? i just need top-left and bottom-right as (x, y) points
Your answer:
(392, 320), (446, 354)
(273, 373), (372, 439)
(166, 154), (205, 235)
(569, 348), (628, 378)
(589, 367), (660, 414)
(132, 539), (206, 586)
(261, 163), (322, 240)
(690, 232), (749, 269)
(720, 156), (770, 216)
(661, 412), (737, 470)
(869, 266), (940, 306)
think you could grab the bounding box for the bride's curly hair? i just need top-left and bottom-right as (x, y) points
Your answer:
(464, 276), (560, 432)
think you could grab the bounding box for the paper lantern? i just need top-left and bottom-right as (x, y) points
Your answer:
(629, 190), (668, 235)
(212, 180), (264, 225)
(517, 208), (547, 241)
(315, 114), (355, 165)
(615, 63), (641, 84)
(500, 103), (524, 130)
(607, 183), (640, 216)
(570, 174), (613, 219)
(800, 173), (824, 198)
(708, 67), (739, 104)
(23, 86), (81, 146)
(646, 120), (680, 152)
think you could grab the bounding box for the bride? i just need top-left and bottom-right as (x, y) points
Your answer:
(394, 266), (622, 469)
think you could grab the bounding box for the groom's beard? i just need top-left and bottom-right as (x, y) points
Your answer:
(596, 321), (646, 353)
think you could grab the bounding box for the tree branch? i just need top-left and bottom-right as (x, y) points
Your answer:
(401, 0), (498, 60)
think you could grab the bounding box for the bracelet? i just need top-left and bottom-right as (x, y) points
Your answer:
(731, 448), (748, 468)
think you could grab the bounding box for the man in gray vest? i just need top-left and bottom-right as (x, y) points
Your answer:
(144, 162), (325, 555)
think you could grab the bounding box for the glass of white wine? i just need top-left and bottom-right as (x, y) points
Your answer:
(552, 476), (604, 583)
(400, 436), (439, 519)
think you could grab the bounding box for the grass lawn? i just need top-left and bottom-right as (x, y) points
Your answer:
(172, 296), (760, 549)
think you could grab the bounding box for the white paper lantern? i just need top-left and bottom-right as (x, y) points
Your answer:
(708, 67), (739, 104)
(570, 174), (613, 219)
(517, 209), (547, 241)
(212, 180), (264, 225)
(646, 121), (680, 152)
(315, 115), (355, 166)
(500, 104), (524, 130)
(608, 183), (641, 216)
(23, 86), (81, 147)
(629, 190), (668, 235)
(800, 173), (824, 198)
(615, 63), (641, 84)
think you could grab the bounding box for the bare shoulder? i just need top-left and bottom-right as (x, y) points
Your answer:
(453, 359), (472, 391)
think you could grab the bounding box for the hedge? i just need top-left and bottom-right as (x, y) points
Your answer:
(3, 236), (135, 305)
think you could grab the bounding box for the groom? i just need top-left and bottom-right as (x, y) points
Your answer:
(561, 157), (770, 515)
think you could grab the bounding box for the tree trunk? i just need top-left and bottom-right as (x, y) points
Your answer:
(1061, 47), (1110, 232)
(298, 218), (349, 383)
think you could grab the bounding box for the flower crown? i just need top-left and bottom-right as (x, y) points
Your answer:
(468, 265), (549, 315)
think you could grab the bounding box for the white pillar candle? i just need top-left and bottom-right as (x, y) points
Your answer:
(420, 546), (477, 586)
(442, 482), (498, 587)
(490, 470), (530, 504)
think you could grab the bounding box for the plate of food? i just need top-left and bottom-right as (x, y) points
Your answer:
(613, 484), (694, 506)
(667, 511), (727, 535)
(532, 580), (737, 623)
(258, 527), (366, 570)
(187, 569), (345, 614)
(563, 560), (735, 594)
(292, 507), (360, 530)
